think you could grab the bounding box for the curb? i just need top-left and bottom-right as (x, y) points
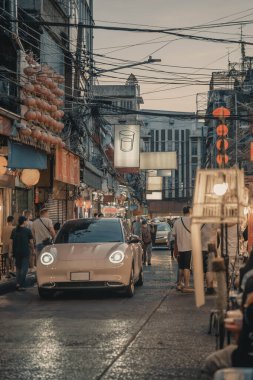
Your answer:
(0, 273), (37, 295)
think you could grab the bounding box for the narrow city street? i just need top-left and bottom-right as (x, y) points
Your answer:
(0, 249), (214, 380)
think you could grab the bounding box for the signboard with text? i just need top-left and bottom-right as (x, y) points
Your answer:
(55, 147), (80, 186)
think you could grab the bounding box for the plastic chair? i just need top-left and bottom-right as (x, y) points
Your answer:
(214, 368), (253, 380)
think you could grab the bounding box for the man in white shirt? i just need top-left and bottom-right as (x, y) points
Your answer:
(173, 206), (193, 292)
(32, 208), (55, 254)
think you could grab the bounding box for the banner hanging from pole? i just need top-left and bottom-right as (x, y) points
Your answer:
(114, 124), (140, 170)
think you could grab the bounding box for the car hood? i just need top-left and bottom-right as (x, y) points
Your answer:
(43, 242), (128, 261)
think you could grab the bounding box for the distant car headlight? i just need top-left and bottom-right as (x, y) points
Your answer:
(109, 251), (125, 264)
(40, 252), (55, 266)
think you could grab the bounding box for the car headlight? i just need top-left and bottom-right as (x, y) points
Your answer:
(40, 252), (55, 266)
(109, 251), (125, 264)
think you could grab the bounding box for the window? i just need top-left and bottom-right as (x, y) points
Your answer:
(151, 130), (155, 151)
(191, 138), (198, 156)
(161, 129), (165, 151)
(56, 219), (124, 244)
(155, 130), (159, 151)
(157, 223), (170, 232)
(120, 100), (133, 109)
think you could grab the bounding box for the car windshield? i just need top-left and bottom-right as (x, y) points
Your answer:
(157, 224), (170, 232)
(55, 219), (124, 244)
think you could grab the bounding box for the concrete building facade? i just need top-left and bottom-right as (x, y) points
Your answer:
(140, 111), (205, 202)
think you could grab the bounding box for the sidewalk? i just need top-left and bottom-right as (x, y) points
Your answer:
(0, 270), (36, 295)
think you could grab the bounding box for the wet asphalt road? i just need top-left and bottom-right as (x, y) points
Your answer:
(0, 248), (214, 380)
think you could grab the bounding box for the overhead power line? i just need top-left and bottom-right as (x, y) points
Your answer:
(9, 19), (253, 46)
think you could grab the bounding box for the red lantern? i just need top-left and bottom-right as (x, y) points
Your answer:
(31, 129), (42, 140)
(39, 132), (46, 142)
(20, 127), (32, 136)
(216, 154), (229, 166)
(216, 139), (228, 151)
(36, 111), (43, 123)
(37, 71), (47, 82)
(24, 110), (37, 121)
(216, 124), (228, 136)
(23, 66), (37, 76)
(23, 83), (34, 94)
(58, 122), (64, 131)
(50, 104), (57, 113)
(23, 97), (37, 108)
(212, 107), (231, 119)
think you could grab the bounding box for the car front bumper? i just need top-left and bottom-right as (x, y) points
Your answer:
(37, 260), (131, 289)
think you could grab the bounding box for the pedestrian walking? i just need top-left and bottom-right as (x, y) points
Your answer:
(141, 220), (152, 266)
(54, 222), (61, 233)
(32, 208), (55, 254)
(23, 210), (33, 230)
(222, 223), (238, 273)
(23, 210), (35, 268)
(168, 228), (175, 259)
(9, 216), (34, 291)
(132, 216), (142, 237)
(1, 215), (15, 278)
(201, 223), (218, 295)
(172, 206), (193, 292)
(150, 222), (157, 246)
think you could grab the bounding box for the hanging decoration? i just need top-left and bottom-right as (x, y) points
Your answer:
(21, 53), (66, 149)
(0, 156), (8, 175)
(20, 169), (40, 187)
(213, 107), (230, 168)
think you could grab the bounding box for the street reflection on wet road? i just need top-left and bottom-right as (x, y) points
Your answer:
(0, 248), (213, 380)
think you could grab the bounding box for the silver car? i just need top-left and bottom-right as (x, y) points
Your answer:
(154, 223), (172, 246)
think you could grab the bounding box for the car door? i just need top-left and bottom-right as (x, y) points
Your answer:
(123, 221), (142, 281)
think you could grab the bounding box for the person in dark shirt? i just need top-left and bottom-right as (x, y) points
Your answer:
(10, 216), (34, 291)
(239, 249), (253, 290)
(201, 276), (253, 377)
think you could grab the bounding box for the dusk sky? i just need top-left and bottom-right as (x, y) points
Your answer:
(93, 1), (253, 113)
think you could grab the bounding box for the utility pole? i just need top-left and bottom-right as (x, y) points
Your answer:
(73, 22), (83, 99)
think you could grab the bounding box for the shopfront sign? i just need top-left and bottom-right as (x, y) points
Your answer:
(114, 124), (140, 170)
(140, 152), (177, 170)
(147, 176), (163, 191)
(55, 147), (80, 186)
(146, 192), (163, 200)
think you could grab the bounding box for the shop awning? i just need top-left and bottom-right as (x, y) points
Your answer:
(83, 167), (102, 190)
(8, 141), (47, 169)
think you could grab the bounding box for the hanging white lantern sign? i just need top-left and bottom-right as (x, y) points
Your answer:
(20, 169), (40, 187)
(114, 124), (140, 169)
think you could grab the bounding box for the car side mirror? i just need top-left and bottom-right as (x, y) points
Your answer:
(128, 235), (141, 244)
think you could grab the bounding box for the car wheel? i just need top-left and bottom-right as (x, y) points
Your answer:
(136, 267), (143, 286)
(38, 287), (55, 299)
(124, 267), (135, 297)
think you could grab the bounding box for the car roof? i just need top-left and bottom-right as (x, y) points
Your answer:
(63, 218), (121, 225)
